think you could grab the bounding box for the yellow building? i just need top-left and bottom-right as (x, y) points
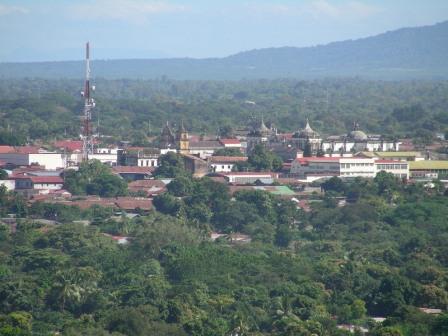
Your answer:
(176, 121), (189, 154)
(409, 160), (448, 179)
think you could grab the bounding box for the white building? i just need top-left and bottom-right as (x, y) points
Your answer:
(208, 156), (248, 173)
(219, 172), (278, 184)
(291, 156), (409, 180)
(0, 146), (65, 170)
(188, 140), (224, 159)
(12, 175), (64, 196)
(321, 123), (399, 153)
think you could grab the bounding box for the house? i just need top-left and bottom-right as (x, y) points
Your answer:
(89, 147), (119, 166)
(112, 166), (154, 180)
(409, 160), (448, 180)
(208, 156), (248, 172)
(119, 147), (160, 167)
(11, 175), (64, 196)
(127, 179), (167, 196)
(0, 146), (65, 170)
(113, 197), (153, 212)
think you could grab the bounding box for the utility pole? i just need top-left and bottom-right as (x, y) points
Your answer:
(81, 42), (95, 162)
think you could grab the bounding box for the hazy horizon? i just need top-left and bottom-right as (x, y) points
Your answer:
(1, 0), (448, 62)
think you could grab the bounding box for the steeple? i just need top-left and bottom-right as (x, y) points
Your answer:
(176, 120), (189, 152)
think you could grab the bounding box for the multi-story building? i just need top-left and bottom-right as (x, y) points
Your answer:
(120, 147), (160, 167)
(409, 160), (448, 180)
(290, 156), (409, 181)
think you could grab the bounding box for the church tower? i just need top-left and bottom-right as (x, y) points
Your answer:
(160, 121), (175, 149)
(176, 121), (189, 153)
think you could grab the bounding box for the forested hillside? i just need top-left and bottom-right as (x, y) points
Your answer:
(1, 170), (448, 335)
(0, 78), (447, 145)
(0, 21), (447, 80)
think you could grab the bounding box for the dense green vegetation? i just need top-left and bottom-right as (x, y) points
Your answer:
(63, 161), (128, 197)
(1, 170), (448, 335)
(0, 79), (448, 146)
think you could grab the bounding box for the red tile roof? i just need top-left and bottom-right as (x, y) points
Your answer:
(0, 146), (15, 154)
(114, 197), (153, 211)
(54, 140), (83, 152)
(0, 146), (43, 154)
(30, 176), (64, 184)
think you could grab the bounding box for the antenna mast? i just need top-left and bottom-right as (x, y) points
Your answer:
(81, 42), (95, 162)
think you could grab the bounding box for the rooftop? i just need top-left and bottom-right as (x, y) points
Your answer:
(219, 138), (241, 145)
(360, 151), (422, 158)
(112, 166), (155, 174)
(409, 160), (448, 170)
(189, 140), (223, 149)
(209, 156), (248, 163)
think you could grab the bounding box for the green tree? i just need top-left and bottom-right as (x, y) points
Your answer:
(0, 169), (7, 180)
(154, 152), (189, 178)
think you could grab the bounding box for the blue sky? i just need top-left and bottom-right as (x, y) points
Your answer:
(0, 0), (447, 62)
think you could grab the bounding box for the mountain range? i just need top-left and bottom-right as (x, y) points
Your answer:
(1, 21), (447, 80)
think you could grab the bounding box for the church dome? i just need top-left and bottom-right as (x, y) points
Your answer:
(348, 122), (368, 141)
(348, 130), (368, 140)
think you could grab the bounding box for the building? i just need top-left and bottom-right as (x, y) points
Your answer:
(120, 147), (160, 167)
(112, 166), (154, 181)
(89, 147), (119, 166)
(0, 146), (65, 170)
(176, 121), (190, 154)
(359, 151), (424, 161)
(290, 119), (322, 154)
(218, 172), (278, 184)
(321, 122), (399, 153)
(188, 140), (224, 159)
(11, 175), (64, 197)
(182, 154), (209, 177)
(291, 156), (409, 181)
(219, 138), (242, 149)
(208, 156), (248, 173)
(127, 179), (167, 197)
(160, 122), (176, 149)
(246, 117), (276, 152)
(409, 160), (448, 180)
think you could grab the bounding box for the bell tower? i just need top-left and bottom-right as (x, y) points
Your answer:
(176, 121), (189, 153)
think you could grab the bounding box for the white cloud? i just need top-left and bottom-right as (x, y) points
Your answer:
(0, 4), (28, 16)
(70, 0), (187, 24)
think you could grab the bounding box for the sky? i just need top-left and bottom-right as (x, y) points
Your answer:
(0, 0), (447, 62)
